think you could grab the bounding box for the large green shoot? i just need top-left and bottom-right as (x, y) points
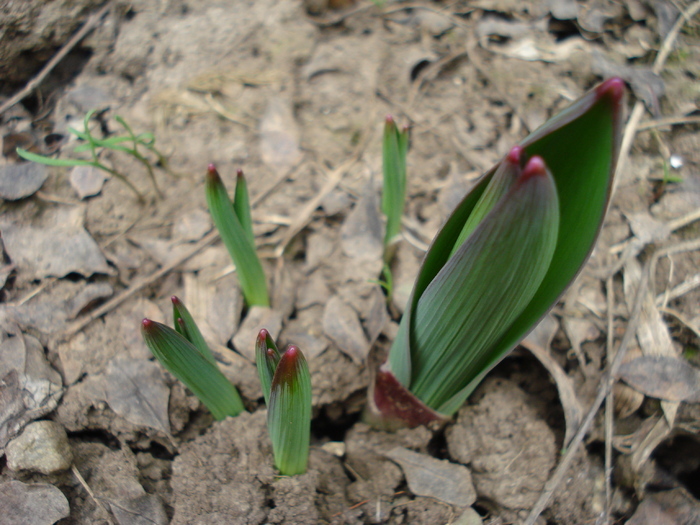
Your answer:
(368, 78), (625, 428)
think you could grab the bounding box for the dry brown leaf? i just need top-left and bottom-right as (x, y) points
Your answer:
(322, 296), (369, 364)
(522, 314), (583, 446)
(385, 447), (476, 508)
(618, 355), (700, 403)
(0, 481), (69, 525)
(103, 358), (171, 435)
(1, 207), (113, 280)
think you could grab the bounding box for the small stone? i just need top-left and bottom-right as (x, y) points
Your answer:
(6, 420), (73, 474)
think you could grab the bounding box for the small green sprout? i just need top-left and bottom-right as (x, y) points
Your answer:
(256, 329), (311, 476)
(366, 78), (625, 429)
(381, 115), (409, 262)
(141, 297), (245, 420)
(16, 109), (168, 201)
(205, 165), (270, 308)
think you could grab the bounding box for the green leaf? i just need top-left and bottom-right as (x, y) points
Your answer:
(205, 164), (270, 307)
(382, 116), (408, 254)
(385, 78), (624, 419)
(448, 146), (522, 258)
(267, 345), (311, 475)
(141, 319), (244, 419)
(171, 296), (217, 366)
(233, 169), (255, 248)
(255, 328), (281, 405)
(15, 148), (94, 167)
(410, 157), (560, 410)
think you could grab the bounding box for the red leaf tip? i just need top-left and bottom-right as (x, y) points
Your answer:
(206, 164), (220, 183)
(520, 156), (547, 182)
(142, 318), (154, 330)
(385, 115), (395, 124)
(236, 168), (244, 178)
(596, 77), (625, 104)
(257, 328), (269, 342)
(506, 145), (523, 165)
(171, 295), (181, 305)
(285, 345), (300, 359)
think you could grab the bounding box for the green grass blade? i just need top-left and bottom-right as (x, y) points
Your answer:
(233, 169), (256, 248)
(171, 296), (217, 366)
(267, 345), (311, 475)
(16, 148), (94, 167)
(256, 328), (281, 405)
(382, 116), (408, 253)
(409, 158), (560, 410)
(141, 319), (244, 419)
(205, 164), (269, 307)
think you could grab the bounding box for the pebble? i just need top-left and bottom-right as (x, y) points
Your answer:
(6, 420), (73, 475)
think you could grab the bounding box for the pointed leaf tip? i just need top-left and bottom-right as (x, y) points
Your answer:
(385, 115), (395, 124)
(596, 77), (625, 103)
(257, 328), (270, 345)
(236, 168), (244, 178)
(519, 156), (547, 182)
(506, 145), (523, 165)
(206, 164), (220, 183)
(142, 318), (153, 331)
(171, 295), (181, 305)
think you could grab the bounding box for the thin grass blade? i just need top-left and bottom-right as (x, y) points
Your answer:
(382, 116), (408, 253)
(141, 319), (244, 419)
(15, 148), (93, 167)
(205, 164), (270, 307)
(233, 169), (255, 248)
(171, 296), (217, 366)
(256, 328), (281, 405)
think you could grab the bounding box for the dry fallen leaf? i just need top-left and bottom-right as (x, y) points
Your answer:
(340, 189), (383, 264)
(1, 207), (112, 280)
(522, 314), (583, 446)
(385, 446), (476, 508)
(322, 296), (369, 364)
(626, 487), (700, 525)
(259, 97), (302, 174)
(103, 358), (171, 435)
(0, 335), (63, 453)
(618, 355), (700, 403)
(0, 481), (69, 525)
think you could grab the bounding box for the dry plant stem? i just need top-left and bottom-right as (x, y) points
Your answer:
(71, 465), (115, 525)
(524, 261), (650, 525)
(638, 115), (700, 131)
(603, 274), (615, 524)
(0, 2), (112, 116)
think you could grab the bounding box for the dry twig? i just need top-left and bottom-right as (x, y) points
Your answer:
(0, 2), (112, 117)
